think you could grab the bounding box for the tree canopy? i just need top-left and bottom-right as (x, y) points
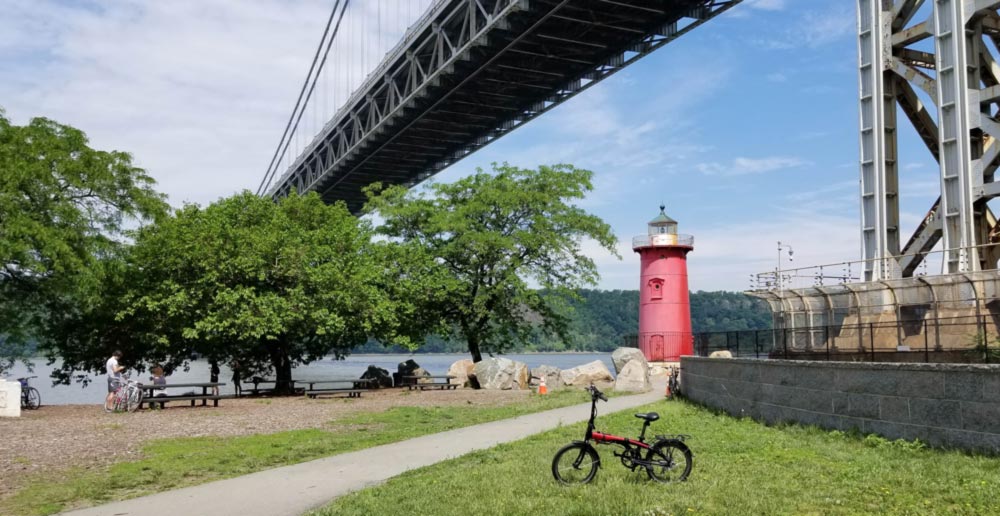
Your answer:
(0, 109), (167, 373)
(365, 163), (619, 362)
(135, 192), (405, 391)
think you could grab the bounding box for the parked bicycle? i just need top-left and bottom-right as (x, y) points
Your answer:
(17, 376), (41, 410)
(105, 373), (144, 413)
(551, 384), (692, 484)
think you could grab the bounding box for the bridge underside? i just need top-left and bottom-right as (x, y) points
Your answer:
(268, 0), (739, 213)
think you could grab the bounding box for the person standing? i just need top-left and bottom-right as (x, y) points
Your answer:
(210, 360), (220, 396)
(105, 350), (124, 409)
(231, 360), (242, 398)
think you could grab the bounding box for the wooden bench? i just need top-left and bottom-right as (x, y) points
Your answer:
(402, 375), (458, 390)
(299, 378), (375, 399)
(305, 388), (365, 399)
(143, 382), (226, 409)
(242, 379), (276, 395)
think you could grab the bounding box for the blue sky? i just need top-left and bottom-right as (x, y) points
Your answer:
(0, 0), (942, 291)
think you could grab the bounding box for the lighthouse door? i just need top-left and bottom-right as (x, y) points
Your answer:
(649, 334), (664, 361)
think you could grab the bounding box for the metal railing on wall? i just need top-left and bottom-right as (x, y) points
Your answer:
(672, 315), (999, 364)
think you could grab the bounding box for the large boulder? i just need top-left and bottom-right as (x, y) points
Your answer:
(560, 360), (615, 386)
(472, 357), (527, 390)
(396, 359), (424, 386)
(611, 347), (647, 374)
(530, 365), (563, 390)
(447, 359), (475, 387)
(709, 350), (733, 359)
(412, 367), (433, 384)
(397, 359), (421, 376)
(614, 360), (651, 392)
(513, 361), (530, 389)
(360, 365), (392, 388)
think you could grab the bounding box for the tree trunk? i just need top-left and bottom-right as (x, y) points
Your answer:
(468, 335), (483, 363)
(270, 345), (294, 395)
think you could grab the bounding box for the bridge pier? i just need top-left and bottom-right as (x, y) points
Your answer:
(857, 0), (1000, 279)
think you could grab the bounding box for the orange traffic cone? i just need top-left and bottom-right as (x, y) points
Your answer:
(538, 375), (548, 395)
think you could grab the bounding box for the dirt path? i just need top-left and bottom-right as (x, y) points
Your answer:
(0, 388), (529, 499)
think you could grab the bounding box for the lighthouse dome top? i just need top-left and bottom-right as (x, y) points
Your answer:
(647, 204), (677, 236)
(632, 205), (694, 250)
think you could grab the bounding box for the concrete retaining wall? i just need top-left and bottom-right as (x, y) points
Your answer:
(0, 379), (20, 417)
(681, 357), (1000, 454)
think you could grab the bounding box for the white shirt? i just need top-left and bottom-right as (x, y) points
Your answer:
(106, 357), (121, 379)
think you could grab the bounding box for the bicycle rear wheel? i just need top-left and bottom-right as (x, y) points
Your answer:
(646, 440), (692, 483)
(24, 387), (41, 410)
(552, 443), (599, 485)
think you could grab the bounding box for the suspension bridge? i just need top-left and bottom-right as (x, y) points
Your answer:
(255, 0), (740, 213)
(255, 0), (1000, 356)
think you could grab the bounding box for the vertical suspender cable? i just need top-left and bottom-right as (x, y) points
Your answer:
(270, 0), (351, 196)
(257, 0), (343, 195)
(259, 0), (350, 196)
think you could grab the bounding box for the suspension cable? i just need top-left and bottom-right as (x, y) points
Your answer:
(257, 0), (344, 196)
(262, 0), (351, 197)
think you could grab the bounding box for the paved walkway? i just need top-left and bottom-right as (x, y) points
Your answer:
(63, 381), (666, 516)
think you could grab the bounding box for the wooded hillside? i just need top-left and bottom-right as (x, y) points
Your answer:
(358, 290), (772, 353)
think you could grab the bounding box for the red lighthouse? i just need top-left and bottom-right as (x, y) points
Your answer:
(632, 205), (694, 363)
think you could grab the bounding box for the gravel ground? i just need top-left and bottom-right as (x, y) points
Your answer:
(0, 388), (530, 499)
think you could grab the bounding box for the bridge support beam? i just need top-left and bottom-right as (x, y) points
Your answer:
(858, 0), (1000, 277)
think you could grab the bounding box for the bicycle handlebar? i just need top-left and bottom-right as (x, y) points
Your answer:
(588, 384), (607, 402)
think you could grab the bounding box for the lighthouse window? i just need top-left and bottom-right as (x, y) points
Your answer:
(659, 226), (665, 234)
(648, 278), (664, 300)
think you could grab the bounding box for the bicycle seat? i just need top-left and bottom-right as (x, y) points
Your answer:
(634, 412), (659, 422)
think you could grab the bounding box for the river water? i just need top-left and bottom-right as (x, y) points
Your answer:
(4, 353), (615, 406)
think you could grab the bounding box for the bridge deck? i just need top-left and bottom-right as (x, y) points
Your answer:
(269, 0), (740, 213)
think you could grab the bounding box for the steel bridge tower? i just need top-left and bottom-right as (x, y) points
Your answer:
(858, 0), (1000, 280)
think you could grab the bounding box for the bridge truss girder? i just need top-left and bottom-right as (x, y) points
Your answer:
(858, 0), (1000, 280)
(268, 0), (741, 213)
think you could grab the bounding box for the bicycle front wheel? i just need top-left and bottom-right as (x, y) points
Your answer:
(646, 440), (692, 483)
(125, 386), (144, 413)
(552, 443), (599, 485)
(25, 387), (41, 410)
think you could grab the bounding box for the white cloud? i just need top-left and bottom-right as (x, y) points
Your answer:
(749, 3), (855, 50)
(766, 72), (787, 82)
(580, 210), (861, 292)
(696, 156), (807, 176)
(0, 0), (437, 207)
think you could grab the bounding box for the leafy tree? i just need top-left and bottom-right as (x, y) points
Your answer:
(365, 163), (618, 362)
(113, 191), (405, 393)
(0, 109), (167, 373)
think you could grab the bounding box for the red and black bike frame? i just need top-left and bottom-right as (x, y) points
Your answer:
(571, 391), (654, 467)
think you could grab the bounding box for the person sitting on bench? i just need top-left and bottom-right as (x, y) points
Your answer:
(150, 365), (168, 397)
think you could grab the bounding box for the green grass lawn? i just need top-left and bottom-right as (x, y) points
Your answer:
(2, 389), (594, 516)
(315, 400), (1000, 516)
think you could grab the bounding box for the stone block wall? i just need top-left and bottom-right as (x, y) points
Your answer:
(681, 357), (1000, 454)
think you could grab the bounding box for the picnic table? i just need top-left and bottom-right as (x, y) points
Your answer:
(402, 375), (458, 390)
(242, 378), (283, 395)
(142, 382), (226, 409)
(299, 378), (376, 399)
